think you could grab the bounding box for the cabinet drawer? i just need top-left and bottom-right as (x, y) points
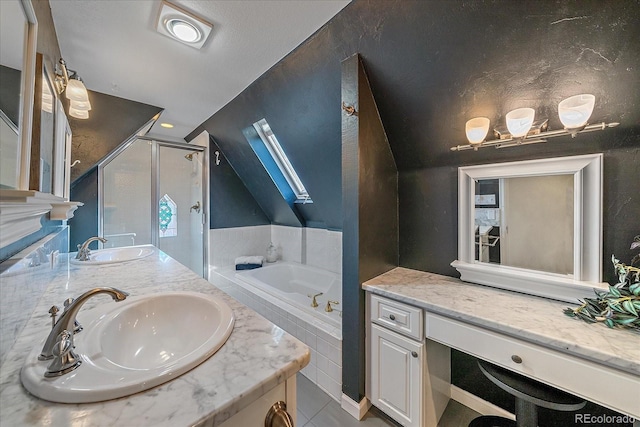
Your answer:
(426, 312), (640, 419)
(370, 294), (423, 340)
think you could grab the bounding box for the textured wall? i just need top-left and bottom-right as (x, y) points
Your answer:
(186, 0), (640, 413)
(67, 91), (162, 182)
(341, 54), (398, 402)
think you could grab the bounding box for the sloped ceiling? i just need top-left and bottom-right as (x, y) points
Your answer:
(190, 0), (640, 230)
(49, 0), (351, 141)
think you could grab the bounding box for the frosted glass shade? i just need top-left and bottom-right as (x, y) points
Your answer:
(465, 117), (490, 144)
(69, 106), (89, 119)
(558, 94), (595, 129)
(506, 107), (535, 138)
(71, 99), (92, 111)
(66, 78), (89, 102)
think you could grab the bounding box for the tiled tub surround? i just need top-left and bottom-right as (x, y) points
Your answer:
(0, 247), (309, 427)
(363, 267), (640, 420)
(210, 225), (342, 275)
(211, 265), (343, 403)
(0, 226), (69, 365)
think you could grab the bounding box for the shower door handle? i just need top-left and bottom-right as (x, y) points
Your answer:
(190, 201), (201, 213)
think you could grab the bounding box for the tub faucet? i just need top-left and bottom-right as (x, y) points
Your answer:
(75, 236), (107, 261)
(307, 292), (323, 308)
(39, 287), (129, 377)
(325, 300), (339, 312)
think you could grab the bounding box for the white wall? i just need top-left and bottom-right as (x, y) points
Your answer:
(209, 225), (342, 275)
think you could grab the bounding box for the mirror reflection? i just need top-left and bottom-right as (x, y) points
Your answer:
(0, 0), (27, 189)
(37, 64), (56, 193)
(474, 175), (574, 275)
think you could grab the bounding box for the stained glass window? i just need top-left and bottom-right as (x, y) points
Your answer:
(159, 194), (177, 237)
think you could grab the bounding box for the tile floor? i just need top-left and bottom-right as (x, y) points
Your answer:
(296, 373), (481, 427)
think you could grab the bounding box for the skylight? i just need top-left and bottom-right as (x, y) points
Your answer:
(252, 119), (312, 204)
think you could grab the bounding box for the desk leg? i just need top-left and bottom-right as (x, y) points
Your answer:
(425, 339), (451, 426)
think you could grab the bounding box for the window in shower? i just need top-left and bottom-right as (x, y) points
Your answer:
(248, 118), (312, 204)
(159, 194), (177, 237)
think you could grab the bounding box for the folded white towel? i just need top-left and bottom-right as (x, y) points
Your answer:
(235, 256), (264, 266)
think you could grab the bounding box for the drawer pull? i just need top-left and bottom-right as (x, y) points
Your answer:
(511, 355), (523, 364)
(389, 314), (396, 321)
(411, 351), (418, 358)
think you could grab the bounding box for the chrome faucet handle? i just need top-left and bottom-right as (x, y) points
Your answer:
(307, 292), (323, 308)
(63, 298), (83, 334)
(48, 305), (60, 330)
(325, 300), (339, 312)
(45, 330), (82, 378)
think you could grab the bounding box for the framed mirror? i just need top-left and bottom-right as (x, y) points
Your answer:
(30, 53), (57, 193)
(0, 0), (37, 190)
(452, 153), (605, 303)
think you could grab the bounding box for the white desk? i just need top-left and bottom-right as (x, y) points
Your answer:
(363, 267), (640, 423)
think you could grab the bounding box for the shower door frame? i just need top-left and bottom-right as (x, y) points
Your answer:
(97, 135), (209, 278)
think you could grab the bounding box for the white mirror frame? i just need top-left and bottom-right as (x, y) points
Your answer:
(451, 153), (606, 303)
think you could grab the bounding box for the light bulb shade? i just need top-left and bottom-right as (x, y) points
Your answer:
(558, 94), (595, 129)
(69, 106), (89, 119)
(506, 107), (535, 138)
(66, 77), (89, 102)
(465, 117), (490, 144)
(70, 99), (92, 111)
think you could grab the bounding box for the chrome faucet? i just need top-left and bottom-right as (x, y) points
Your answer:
(39, 287), (129, 377)
(75, 236), (107, 261)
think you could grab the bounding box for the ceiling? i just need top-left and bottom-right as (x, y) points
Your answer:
(49, 0), (350, 141)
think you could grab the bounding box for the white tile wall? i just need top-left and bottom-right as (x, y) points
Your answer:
(270, 225), (303, 263)
(210, 225), (342, 276)
(304, 228), (342, 275)
(209, 225), (271, 268)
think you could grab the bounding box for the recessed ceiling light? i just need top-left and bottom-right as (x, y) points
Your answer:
(160, 123), (174, 128)
(156, 1), (212, 49)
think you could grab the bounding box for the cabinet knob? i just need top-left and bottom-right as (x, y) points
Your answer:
(511, 354), (523, 364)
(389, 314), (396, 321)
(411, 351), (418, 358)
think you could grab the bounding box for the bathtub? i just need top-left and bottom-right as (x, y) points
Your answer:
(209, 260), (344, 401)
(235, 261), (342, 328)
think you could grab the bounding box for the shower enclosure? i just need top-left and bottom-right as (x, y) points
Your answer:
(99, 136), (207, 277)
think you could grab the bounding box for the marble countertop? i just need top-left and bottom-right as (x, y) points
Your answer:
(0, 246), (310, 426)
(363, 267), (640, 376)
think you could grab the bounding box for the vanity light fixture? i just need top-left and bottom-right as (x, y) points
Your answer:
(156, 1), (213, 49)
(465, 117), (490, 145)
(54, 58), (90, 119)
(452, 94), (619, 151)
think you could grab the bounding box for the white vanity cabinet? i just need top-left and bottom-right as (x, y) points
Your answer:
(367, 293), (450, 427)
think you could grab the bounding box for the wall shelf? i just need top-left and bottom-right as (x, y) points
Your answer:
(450, 122), (620, 152)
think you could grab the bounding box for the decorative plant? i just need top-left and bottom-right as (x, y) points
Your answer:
(564, 235), (640, 331)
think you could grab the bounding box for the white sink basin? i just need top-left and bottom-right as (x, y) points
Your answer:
(70, 245), (154, 265)
(21, 291), (234, 403)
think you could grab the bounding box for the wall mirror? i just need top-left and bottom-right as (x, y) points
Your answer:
(30, 53), (57, 193)
(451, 153), (605, 303)
(0, 0), (36, 190)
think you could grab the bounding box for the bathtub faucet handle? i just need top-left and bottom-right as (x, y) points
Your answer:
(325, 300), (339, 312)
(307, 292), (323, 308)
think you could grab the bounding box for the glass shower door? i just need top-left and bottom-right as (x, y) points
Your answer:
(102, 138), (205, 277)
(155, 144), (204, 275)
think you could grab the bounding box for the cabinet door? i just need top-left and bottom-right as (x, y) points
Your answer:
(370, 323), (423, 427)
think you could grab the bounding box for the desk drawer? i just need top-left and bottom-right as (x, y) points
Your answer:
(370, 294), (423, 340)
(426, 312), (640, 419)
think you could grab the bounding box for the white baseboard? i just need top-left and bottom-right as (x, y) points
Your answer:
(341, 393), (371, 420)
(450, 385), (515, 420)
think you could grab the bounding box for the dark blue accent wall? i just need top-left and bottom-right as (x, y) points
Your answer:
(209, 137), (270, 229)
(187, 0), (640, 414)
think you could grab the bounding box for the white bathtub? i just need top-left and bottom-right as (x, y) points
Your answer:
(210, 260), (343, 400)
(235, 261), (342, 328)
